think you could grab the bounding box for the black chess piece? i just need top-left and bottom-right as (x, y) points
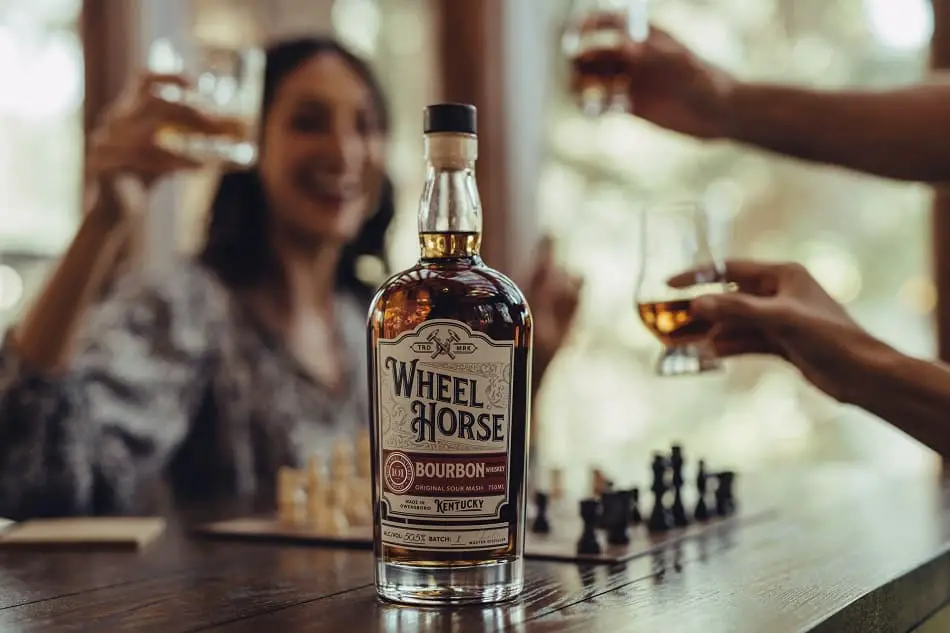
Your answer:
(596, 480), (616, 529)
(647, 453), (673, 533)
(669, 445), (690, 528)
(576, 499), (602, 555)
(694, 459), (710, 522)
(628, 487), (642, 526)
(604, 490), (633, 546)
(532, 491), (551, 534)
(715, 471), (737, 516)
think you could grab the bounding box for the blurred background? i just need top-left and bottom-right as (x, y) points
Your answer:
(0, 0), (943, 493)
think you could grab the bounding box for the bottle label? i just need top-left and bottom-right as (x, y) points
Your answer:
(373, 319), (515, 551)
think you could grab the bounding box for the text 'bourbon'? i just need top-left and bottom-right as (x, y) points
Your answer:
(367, 104), (532, 605)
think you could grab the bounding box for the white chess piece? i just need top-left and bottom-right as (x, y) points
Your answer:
(355, 429), (372, 479)
(305, 455), (326, 524)
(327, 482), (351, 534)
(330, 437), (356, 481)
(277, 467), (303, 524)
(344, 477), (373, 525)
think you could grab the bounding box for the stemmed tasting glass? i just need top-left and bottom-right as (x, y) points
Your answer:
(634, 200), (728, 377)
(147, 37), (266, 169)
(561, 0), (651, 116)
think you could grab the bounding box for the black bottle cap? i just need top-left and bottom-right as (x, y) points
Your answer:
(424, 103), (477, 134)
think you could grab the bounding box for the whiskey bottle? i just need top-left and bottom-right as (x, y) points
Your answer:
(366, 103), (533, 605)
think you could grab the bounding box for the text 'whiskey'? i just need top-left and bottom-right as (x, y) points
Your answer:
(366, 104), (533, 605)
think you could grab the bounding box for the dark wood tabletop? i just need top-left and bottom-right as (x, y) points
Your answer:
(0, 464), (948, 633)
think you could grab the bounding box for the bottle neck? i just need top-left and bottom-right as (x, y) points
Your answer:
(418, 133), (482, 260)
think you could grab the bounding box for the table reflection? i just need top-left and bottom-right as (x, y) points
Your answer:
(379, 601), (526, 633)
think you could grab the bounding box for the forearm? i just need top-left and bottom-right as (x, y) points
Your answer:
(724, 77), (950, 183)
(844, 346), (950, 458)
(13, 184), (131, 372)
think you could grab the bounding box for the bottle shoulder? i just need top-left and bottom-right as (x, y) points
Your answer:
(373, 261), (528, 306)
(368, 260), (533, 341)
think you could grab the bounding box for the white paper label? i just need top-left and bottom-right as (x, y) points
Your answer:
(373, 320), (515, 550)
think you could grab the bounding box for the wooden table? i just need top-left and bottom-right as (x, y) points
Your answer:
(0, 465), (948, 633)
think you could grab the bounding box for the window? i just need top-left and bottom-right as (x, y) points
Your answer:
(0, 0), (84, 324)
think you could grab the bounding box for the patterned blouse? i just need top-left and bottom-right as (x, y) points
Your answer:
(0, 260), (369, 519)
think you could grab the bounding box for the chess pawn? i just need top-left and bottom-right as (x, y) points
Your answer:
(306, 479), (328, 525)
(306, 455), (324, 493)
(345, 478), (373, 525)
(628, 487), (642, 526)
(278, 467), (304, 523)
(313, 500), (339, 535)
(358, 479), (375, 523)
(647, 453), (673, 533)
(532, 491), (551, 534)
(355, 429), (372, 479)
(576, 499), (602, 555)
(326, 478), (352, 534)
(694, 460), (711, 522)
(330, 437), (356, 481)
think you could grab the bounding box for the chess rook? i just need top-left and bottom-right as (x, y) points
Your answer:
(532, 491), (551, 534)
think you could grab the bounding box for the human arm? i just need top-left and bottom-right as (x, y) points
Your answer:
(607, 28), (950, 183)
(724, 80), (950, 183)
(13, 73), (227, 372)
(838, 344), (950, 459)
(675, 260), (950, 458)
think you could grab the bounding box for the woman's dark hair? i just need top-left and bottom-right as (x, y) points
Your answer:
(198, 37), (393, 304)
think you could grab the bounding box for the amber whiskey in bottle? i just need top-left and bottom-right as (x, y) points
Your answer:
(366, 103), (533, 605)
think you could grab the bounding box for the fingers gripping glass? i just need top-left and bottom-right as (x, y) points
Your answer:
(148, 38), (266, 168)
(635, 201), (727, 376)
(562, 0), (650, 117)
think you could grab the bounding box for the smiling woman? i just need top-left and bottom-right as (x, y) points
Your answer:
(0, 36), (402, 519)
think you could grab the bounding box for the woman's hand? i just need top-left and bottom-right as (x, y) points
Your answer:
(671, 260), (890, 403)
(526, 237), (582, 392)
(86, 73), (233, 220)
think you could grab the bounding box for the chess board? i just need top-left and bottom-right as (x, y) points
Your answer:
(522, 505), (774, 564)
(193, 506), (774, 564)
(198, 442), (766, 564)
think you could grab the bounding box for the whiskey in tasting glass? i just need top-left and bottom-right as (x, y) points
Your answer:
(562, 0), (651, 116)
(635, 200), (728, 376)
